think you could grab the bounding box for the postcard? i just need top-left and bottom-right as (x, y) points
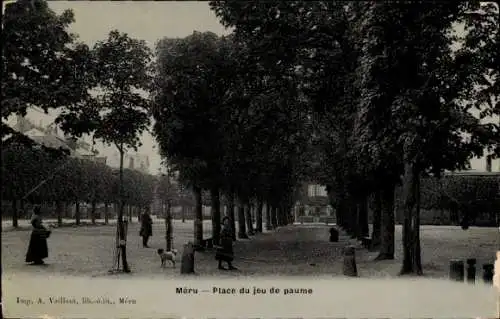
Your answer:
(2, 1), (499, 318)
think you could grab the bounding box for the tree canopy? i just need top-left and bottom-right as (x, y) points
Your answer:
(2, 140), (156, 208)
(2, 0), (92, 154)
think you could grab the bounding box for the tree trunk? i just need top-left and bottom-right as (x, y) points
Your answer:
(283, 206), (288, 224)
(11, 200), (18, 228)
(193, 186), (204, 249)
(251, 204), (255, 223)
(276, 205), (284, 226)
(335, 199), (343, 228)
(104, 202), (109, 225)
(245, 203), (254, 235)
(75, 202), (81, 225)
(288, 205), (293, 224)
(348, 198), (358, 238)
(439, 208), (445, 224)
(265, 203), (272, 230)
(370, 191), (382, 250)
(20, 199), (25, 219)
(282, 205), (288, 225)
(337, 195), (348, 231)
(55, 200), (63, 227)
(256, 199), (263, 233)
(91, 201), (97, 224)
(375, 183), (395, 260)
(338, 201), (346, 229)
(357, 195), (369, 239)
(117, 148), (130, 273)
(227, 192), (236, 240)
(450, 204), (459, 225)
(63, 201), (69, 218)
(162, 200), (167, 249)
(400, 161), (423, 275)
(166, 199), (173, 251)
(271, 206), (278, 229)
(237, 199), (248, 239)
(334, 182), (347, 230)
(210, 187), (221, 245)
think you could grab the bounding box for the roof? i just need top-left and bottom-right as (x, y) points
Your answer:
(24, 127), (46, 137)
(74, 146), (94, 156)
(28, 134), (94, 158)
(30, 135), (72, 152)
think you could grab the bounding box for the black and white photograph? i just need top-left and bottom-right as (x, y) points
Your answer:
(1, 1), (499, 318)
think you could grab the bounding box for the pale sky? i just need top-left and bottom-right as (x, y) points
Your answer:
(20, 1), (230, 174)
(8, 2), (497, 173)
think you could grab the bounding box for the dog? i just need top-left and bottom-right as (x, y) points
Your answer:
(157, 248), (178, 268)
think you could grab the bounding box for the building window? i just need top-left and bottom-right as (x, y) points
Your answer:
(308, 184), (327, 197)
(308, 185), (316, 197)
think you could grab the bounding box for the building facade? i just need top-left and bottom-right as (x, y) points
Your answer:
(12, 114), (95, 158)
(466, 108), (500, 172)
(294, 182), (333, 222)
(468, 155), (500, 173)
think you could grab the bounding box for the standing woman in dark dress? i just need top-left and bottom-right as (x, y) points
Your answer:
(216, 216), (237, 270)
(25, 206), (51, 265)
(139, 208), (153, 248)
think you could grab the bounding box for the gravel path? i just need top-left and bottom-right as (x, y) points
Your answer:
(2, 219), (497, 278)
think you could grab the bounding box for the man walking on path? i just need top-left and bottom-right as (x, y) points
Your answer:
(139, 208), (153, 248)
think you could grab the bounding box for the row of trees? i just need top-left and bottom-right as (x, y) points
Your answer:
(2, 138), (156, 227)
(3, 0), (153, 272)
(418, 174), (500, 224)
(150, 1), (499, 275)
(152, 29), (314, 248)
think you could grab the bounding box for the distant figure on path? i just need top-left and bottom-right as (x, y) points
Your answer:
(215, 216), (237, 271)
(140, 208), (153, 248)
(25, 206), (51, 265)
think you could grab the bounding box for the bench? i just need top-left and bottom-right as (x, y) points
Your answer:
(361, 236), (372, 248)
(201, 237), (213, 249)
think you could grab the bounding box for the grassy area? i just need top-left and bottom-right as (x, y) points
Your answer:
(356, 225), (498, 278)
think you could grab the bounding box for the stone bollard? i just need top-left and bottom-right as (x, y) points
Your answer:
(466, 258), (476, 283)
(180, 242), (195, 274)
(329, 227), (339, 242)
(483, 263), (494, 284)
(342, 246), (358, 277)
(449, 259), (465, 282)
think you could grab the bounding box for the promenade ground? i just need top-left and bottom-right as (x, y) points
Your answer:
(2, 218), (497, 278)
